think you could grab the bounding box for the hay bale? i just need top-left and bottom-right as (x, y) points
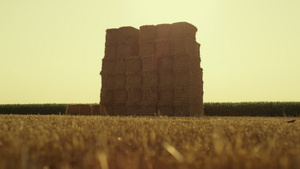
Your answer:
(157, 103), (174, 116)
(125, 56), (141, 74)
(100, 103), (113, 115)
(141, 55), (159, 71)
(127, 87), (142, 103)
(155, 39), (170, 55)
(170, 22), (197, 40)
(170, 38), (199, 55)
(126, 73), (142, 87)
(158, 87), (173, 103)
(139, 25), (156, 43)
(100, 73), (114, 89)
(158, 71), (174, 86)
(173, 53), (200, 70)
(142, 71), (158, 87)
(65, 104), (92, 115)
(156, 24), (171, 39)
(91, 104), (101, 115)
(117, 26), (139, 45)
(173, 69), (202, 86)
(126, 103), (141, 116)
(114, 88), (127, 104)
(101, 58), (115, 74)
(100, 89), (114, 104)
(114, 73), (126, 88)
(105, 28), (119, 46)
(140, 103), (157, 116)
(117, 44), (139, 58)
(173, 86), (190, 103)
(114, 59), (126, 74)
(104, 45), (118, 58)
(142, 87), (158, 103)
(158, 54), (173, 71)
(114, 103), (127, 115)
(139, 42), (156, 55)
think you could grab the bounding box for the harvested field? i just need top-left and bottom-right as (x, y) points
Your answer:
(0, 115), (299, 169)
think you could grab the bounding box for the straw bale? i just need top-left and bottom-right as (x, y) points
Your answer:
(141, 55), (159, 71)
(155, 39), (170, 55)
(127, 87), (142, 103)
(173, 102), (203, 116)
(142, 71), (158, 87)
(125, 56), (141, 74)
(174, 69), (202, 86)
(105, 28), (119, 46)
(126, 103), (141, 115)
(140, 103), (157, 116)
(158, 71), (174, 86)
(157, 104), (174, 116)
(114, 73), (126, 88)
(170, 38), (199, 55)
(170, 22), (197, 40)
(65, 104), (92, 115)
(100, 89), (114, 103)
(142, 87), (158, 103)
(173, 53), (200, 69)
(173, 86), (191, 102)
(114, 59), (126, 74)
(158, 54), (173, 71)
(114, 103), (127, 115)
(139, 25), (156, 43)
(101, 58), (115, 74)
(117, 26), (139, 45)
(126, 73), (142, 87)
(101, 73), (114, 89)
(173, 85), (203, 103)
(158, 87), (173, 103)
(117, 44), (139, 58)
(114, 88), (127, 104)
(156, 24), (171, 39)
(104, 45), (118, 58)
(139, 42), (156, 55)
(100, 103), (114, 115)
(91, 104), (101, 115)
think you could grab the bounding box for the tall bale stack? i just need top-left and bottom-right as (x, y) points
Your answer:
(156, 24), (174, 115)
(114, 27), (139, 115)
(100, 22), (203, 116)
(100, 29), (118, 114)
(140, 25), (158, 115)
(170, 22), (204, 116)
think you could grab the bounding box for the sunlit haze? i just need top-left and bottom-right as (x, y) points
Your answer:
(1, 0), (299, 104)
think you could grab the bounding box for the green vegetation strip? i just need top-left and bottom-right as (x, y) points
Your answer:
(0, 102), (299, 116)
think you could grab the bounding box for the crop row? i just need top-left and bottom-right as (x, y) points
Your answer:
(0, 102), (299, 116)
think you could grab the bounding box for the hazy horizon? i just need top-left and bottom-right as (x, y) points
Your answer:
(1, 0), (299, 104)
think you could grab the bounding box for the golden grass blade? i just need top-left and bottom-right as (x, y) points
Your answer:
(162, 142), (185, 163)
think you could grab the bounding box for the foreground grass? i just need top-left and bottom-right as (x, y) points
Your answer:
(0, 115), (299, 169)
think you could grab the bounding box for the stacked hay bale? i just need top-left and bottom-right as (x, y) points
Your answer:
(156, 24), (174, 115)
(114, 27), (139, 115)
(125, 30), (142, 115)
(140, 25), (158, 115)
(170, 22), (204, 116)
(100, 29), (118, 115)
(100, 22), (203, 116)
(100, 27), (139, 115)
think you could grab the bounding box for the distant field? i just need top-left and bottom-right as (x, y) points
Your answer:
(0, 102), (300, 116)
(0, 115), (299, 169)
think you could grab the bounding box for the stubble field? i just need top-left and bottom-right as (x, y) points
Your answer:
(0, 115), (299, 169)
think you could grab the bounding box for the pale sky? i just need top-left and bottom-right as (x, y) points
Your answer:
(1, 0), (299, 104)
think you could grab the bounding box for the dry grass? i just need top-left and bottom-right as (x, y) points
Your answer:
(0, 115), (299, 169)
